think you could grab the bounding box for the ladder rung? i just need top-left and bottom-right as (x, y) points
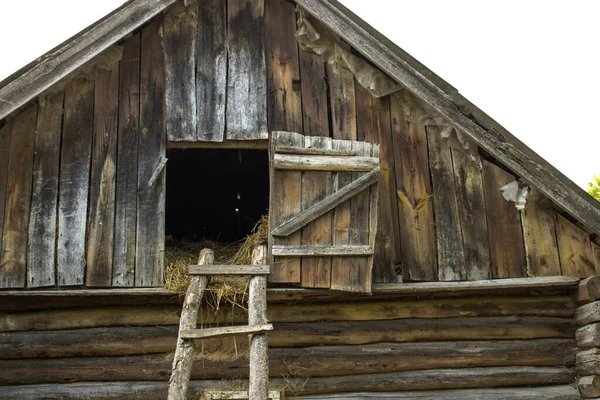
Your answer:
(188, 264), (270, 276)
(180, 324), (273, 339)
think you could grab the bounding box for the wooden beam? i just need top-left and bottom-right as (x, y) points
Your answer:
(273, 154), (378, 171)
(180, 324), (273, 340)
(0, 0), (176, 121)
(167, 140), (268, 149)
(577, 323), (600, 349)
(272, 245), (373, 257)
(294, 0), (600, 235)
(271, 167), (380, 237)
(578, 276), (600, 305)
(275, 145), (357, 156)
(579, 375), (600, 398)
(188, 264), (270, 276)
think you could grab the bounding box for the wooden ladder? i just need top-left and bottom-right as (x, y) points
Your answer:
(168, 246), (272, 400)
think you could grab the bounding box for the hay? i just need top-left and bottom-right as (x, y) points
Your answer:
(164, 216), (269, 312)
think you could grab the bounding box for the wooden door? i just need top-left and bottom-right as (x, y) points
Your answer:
(268, 131), (380, 293)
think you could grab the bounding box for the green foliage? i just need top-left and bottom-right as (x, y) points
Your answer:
(589, 175), (600, 201)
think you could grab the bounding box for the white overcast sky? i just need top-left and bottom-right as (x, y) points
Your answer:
(1, 0), (598, 189)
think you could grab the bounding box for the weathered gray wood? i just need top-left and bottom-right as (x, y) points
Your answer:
(163, 2), (197, 142)
(0, 0), (177, 122)
(556, 214), (595, 278)
(427, 126), (466, 281)
(86, 60), (119, 287)
(249, 245), (269, 400)
(136, 19), (165, 287)
(226, 0), (267, 140)
(0, 121), (11, 263)
(196, 0), (226, 142)
(271, 167), (380, 237)
(579, 375), (600, 398)
(57, 78), (94, 286)
(576, 302), (600, 326)
(180, 324), (273, 340)
(113, 33), (140, 287)
(577, 348), (600, 375)
(273, 245), (373, 257)
(273, 154), (379, 171)
(188, 264), (270, 276)
(27, 92), (63, 287)
(577, 323), (600, 349)
(1, 105), (37, 288)
(168, 249), (212, 400)
(275, 145), (356, 156)
(202, 391), (281, 400)
(578, 276), (600, 305)
(294, 0), (600, 236)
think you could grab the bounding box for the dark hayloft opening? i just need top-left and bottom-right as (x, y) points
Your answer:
(165, 149), (269, 243)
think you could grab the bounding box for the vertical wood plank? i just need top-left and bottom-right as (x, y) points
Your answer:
(356, 85), (399, 282)
(0, 120), (12, 263)
(390, 93), (437, 281)
(196, 0), (226, 142)
(163, 2), (197, 142)
(521, 188), (561, 276)
(556, 214), (595, 278)
(86, 62), (119, 287)
(299, 47), (329, 137)
(1, 105), (37, 288)
(327, 52), (356, 141)
(368, 144), (380, 289)
(27, 92), (63, 288)
(226, 0), (268, 140)
(427, 126), (466, 281)
(301, 136), (333, 288)
(269, 132), (303, 283)
(482, 160), (526, 278)
(113, 33), (140, 287)
(58, 78), (94, 286)
(265, 0), (303, 133)
(593, 242), (600, 275)
(136, 19), (166, 287)
(451, 149), (492, 280)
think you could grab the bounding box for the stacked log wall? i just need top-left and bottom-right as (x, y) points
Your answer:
(0, 285), (579, 398)
(0, 0), (598, 288)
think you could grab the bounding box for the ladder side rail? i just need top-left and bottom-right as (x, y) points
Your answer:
(249, 245), (270, 400)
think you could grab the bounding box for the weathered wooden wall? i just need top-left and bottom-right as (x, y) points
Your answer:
(0, 285), (579, 399)
(0, 0), (598, 289)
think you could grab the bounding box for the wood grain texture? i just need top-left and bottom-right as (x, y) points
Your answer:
(578, 375), (600, 398)
(0, 0), (177, 121)
(273, 154), (378, 171)
(521, 188), (561, 276)
(27, 92), (63, 288)
(136, 19), (165, 287)
(451, 149), (492, 280)
(0, 121), (12, 264)
(301, 136), (333, 288)
(113, 33), (140, 287)
(327, 49), (357, 142)
(249, 246), (269, 400)
(594, 242), (600, 275)
(390, 94), (437, 281)
(269, 132), (303, 283)
(576, 323), (600, 349)
(427, 127), (466, 281)
(299, 44), (329, 137)
(196, 0), (226, 141)
(556, 214), (595, 278)
(163, 2), (197, 142)
(226, 0), (268, 140)
(1, 105), (37, 288)
(576, 302), (600, 326)
(265, 0), (302, 134)
(482, 161), (526, 278)
(57, 79), (94, 286)
(86, 62), (119, 287)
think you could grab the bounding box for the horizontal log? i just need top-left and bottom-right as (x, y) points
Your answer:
(188, 265), (270, 276)
(0, 340), (575, 384)
(576, 302), (600, 326)
(0, 368), (574, 399)
(167, 140), (268, 149)
(275, 145), (356, 156)
(180, 324), (273, 339)
(0, 296), (576, 332)
(273, 154), (378, 171)
(577, 323), (600, 349)
(577, 348), (600, 375)
(271, 245), (373, 257)
(579, 375), (600, 398)
(289, 386), (579, 399)
(578, 276), (600, 305)
(0, 276), (578, 311)
(0, 316), (573, 359)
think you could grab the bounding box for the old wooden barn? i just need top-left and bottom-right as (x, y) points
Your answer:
(1, 0), (600, 398)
